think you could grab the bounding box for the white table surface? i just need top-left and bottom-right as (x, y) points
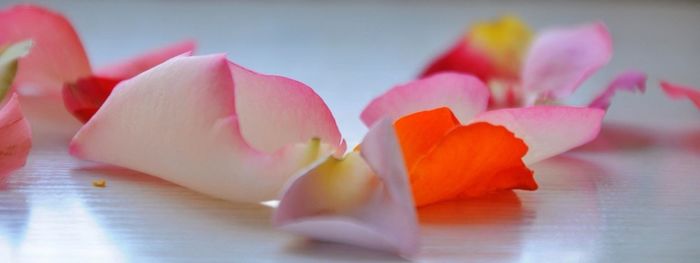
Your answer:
(1, 0), (699, 262)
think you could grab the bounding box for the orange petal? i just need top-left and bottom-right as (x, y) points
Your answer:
(407, 122), (537, 207)
(394, 107), (459, 171)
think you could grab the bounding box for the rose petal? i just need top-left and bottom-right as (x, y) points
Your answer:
(394, 108), (536, 207)
(93, 40), (196, 79)
(420, 40), (497, 81)
(0, 94), (32, 176)
(274, 119), (418, 256)
(0, 4), (91, 96)
(361, 73), (489, 126)
(660, 81), (700, 108)
(589, 70), (647, 110)
(522, 22), (612, 101)
(473, 106), (605, 164)
(393, 107), (459, 169)
(421, 15), (532, 81)
(62, 76), (121, 123)
(70, 54), (339, 203)
(63, 42), (196, 123)
(230, 62), (342, 153)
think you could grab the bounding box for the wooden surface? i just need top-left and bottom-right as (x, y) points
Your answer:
(1, 1), (700, 262)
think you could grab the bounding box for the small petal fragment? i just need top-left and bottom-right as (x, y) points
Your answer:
(660, 81), (700, 108)
(361, 73), (489, 126)
(589, 71), (647, 110)
(394, 108), (536, 207)
(0, 94), (32, 176)
(522, 23), (612, 101)
(0, 4), (91, 96)
(275, 120), (418, 256)
(70, 55), (338, 203)
(93, 40), (196, 79)
(473, 106), (605, 164)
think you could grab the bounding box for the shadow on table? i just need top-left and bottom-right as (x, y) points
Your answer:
(285, 239), (407, 262)
(672, 127), (700, 155)
(576, 122), (659, 152)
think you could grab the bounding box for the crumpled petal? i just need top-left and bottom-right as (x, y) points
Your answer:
(274, 119), (418, 256)
(472, 106), (605, 164)
(70, 54), (342, 203)
(361, 73), (489, 126)
(421, 15), (532, 81)
(589, 70), (647, 110)
(394, 108), (536, 207)
(660, 81), (700, 108)
(63, 42), (196, 123)
(0, 94), (32, 176)
(0, 40), (32, 102)
(0, 4), (91, 96)
(522, 22), (612, 101)
(93, 40), (196, 79)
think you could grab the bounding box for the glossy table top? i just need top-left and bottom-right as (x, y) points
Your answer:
(1, 1), (699, 262)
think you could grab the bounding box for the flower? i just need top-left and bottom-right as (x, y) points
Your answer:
(69, 54), (343, 203)
(0, 4), (195, 122)
(421, 16), (646, 109)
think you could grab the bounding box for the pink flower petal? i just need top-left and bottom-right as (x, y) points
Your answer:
(589, 70), (647, 110)
(94, 40), (196, 79)
(229, 62), (342, 153)
(472, 106), (605, 164)
(660, 81), (700, 108)
(361, 73), (489, 126)
(274, 119), (418, 256)
(522, 23), (612, 101)
(0, 4), (91, 96)
(0, 94), (32, 176)
(63, 43), (195, 123)
(70, 54), (341, 203)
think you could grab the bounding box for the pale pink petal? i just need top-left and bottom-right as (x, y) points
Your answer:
(0, 94), (32, 176)
(361, 73), (489, 126)
(230, 62), (342, 153)
(94, 40), (196, 79)
(589, 70), (647, 110)
(274, 119), (418, 256)
(70, 55), (338, 203)
(472, 106), (605, 164)
(660, 81), (700, 108)
(522, 23), (612, 101)
(0, 5), (91, 96)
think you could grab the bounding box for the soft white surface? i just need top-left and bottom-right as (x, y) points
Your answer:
(1, 0), (699, 262)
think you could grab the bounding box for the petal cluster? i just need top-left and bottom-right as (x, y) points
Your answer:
(422, 16), (646, 109)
